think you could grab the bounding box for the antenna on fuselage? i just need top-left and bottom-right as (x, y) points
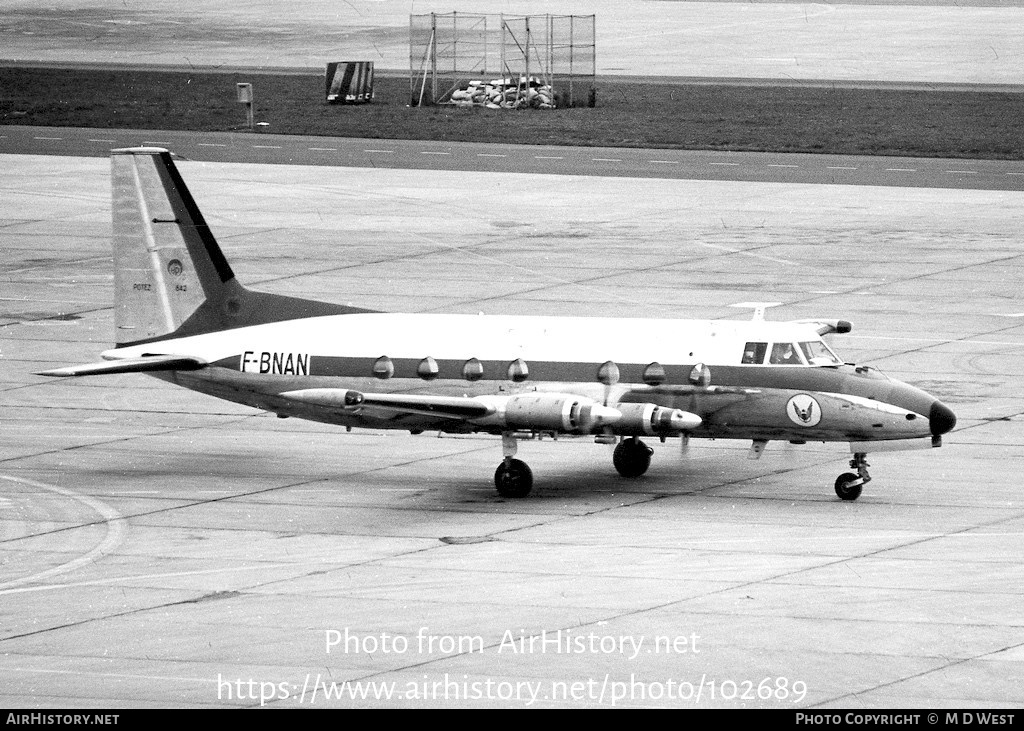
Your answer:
(729, 301), (783, 321)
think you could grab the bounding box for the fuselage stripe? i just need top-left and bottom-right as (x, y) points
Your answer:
(211, 354), (890, 393)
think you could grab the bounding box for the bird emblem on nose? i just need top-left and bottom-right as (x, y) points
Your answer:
(787, 394), (822, 427)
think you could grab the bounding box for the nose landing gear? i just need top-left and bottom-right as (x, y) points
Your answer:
(835, 452), (871, 501)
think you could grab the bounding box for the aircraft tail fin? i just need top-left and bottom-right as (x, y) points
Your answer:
(110, 147), (369, 347)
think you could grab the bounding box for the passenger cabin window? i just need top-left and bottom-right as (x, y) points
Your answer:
(799, 340), (843, 366)
(769, 342), (804, 365)
(741, 342), (767, 365)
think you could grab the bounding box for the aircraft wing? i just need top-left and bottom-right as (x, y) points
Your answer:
(37, 354), (208, 377)
(279, 388), (495, 420)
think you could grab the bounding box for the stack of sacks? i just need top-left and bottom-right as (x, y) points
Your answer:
(448, 77), (556, 109)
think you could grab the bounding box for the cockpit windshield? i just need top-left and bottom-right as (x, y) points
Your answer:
(741, 340), (844, 366)
(769, 342), (803, 365)
(799, 340), (843, 366)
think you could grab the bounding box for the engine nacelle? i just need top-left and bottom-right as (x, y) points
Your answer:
(616, 402), (702, 435)
(476, 394), (621, 433)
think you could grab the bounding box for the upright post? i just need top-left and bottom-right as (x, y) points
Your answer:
(236, 83), (254, 131)
(524, 15), (530, 106)
(569, 16), (575, 107)
(431, 13), (438, 105)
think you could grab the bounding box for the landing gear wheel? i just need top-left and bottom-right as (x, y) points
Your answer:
(835, 452), (871, 501)
(834, 473), (863, 501)
(495, 458), (533, 498)
(613, 438), (653, 478)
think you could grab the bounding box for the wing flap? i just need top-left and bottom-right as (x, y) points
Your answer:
(37, 354), (207, 377)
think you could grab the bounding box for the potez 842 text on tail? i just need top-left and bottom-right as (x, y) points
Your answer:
(40, 148), (956, 500)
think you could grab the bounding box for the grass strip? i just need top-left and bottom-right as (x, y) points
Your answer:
(2, 67), (1021, 159)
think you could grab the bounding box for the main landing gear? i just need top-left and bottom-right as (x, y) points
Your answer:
(613, 437), (653, 478)
(493, 434), (656, 498)
(835, 452), (871, 501)
(494, 432), (533, 498)
(494, 458), (533, 498)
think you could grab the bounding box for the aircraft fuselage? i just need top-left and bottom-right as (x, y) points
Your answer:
(114, 312), (953, 446)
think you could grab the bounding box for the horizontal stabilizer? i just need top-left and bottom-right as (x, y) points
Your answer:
(37, 354), (207, 377)
(280, 389), (495, 420)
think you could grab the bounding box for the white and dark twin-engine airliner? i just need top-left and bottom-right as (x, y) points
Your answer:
(41, 148), (957, 500)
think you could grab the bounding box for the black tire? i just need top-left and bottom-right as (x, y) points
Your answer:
(834, 473), (863, 501)
(613, 439), (652, 478)
(495, 458), (533, 498)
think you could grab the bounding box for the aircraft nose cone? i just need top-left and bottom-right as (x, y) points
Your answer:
(929, 401), (957, 436)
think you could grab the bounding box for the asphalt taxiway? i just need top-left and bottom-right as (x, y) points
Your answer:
(1, 149), (1022, 707)
(4, 127), (1024, 191)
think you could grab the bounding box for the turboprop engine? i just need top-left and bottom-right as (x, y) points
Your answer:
(615, 402), (702, 435)
(475, 394), (701, 435)
(484, 393), (622, 433)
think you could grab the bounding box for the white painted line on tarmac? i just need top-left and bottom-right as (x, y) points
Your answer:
(477, 153), (507, 157)
(827, 166), (858, 170)
(650, 160), (679, 164)
(709, 162), (739, 166)
(886, 168), (916, 172)
(197, 143), (226, 147)
(364, 149), (393, 153)
(768, 164), (799, 168)
(34, 136), (63, 140)
(946, 170), (977, 175)
(88, 139), (116, 143)
(1, 295), (96, 303)
(592, 158), (622, 162)
(309, 147), (337, 151)
(7, 664), (223, 685)
(0, 475), (126, 593)
(142, 141), (169, 145)
(0, 564), (294, 597)
(253, 145), (282, 149)
(535, 156), (564, 160)
(421, 151), (451, 155)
